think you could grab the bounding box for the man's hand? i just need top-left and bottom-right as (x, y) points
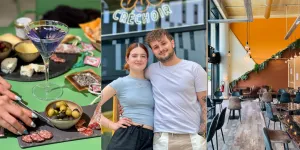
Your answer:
(197, 91), (207, 136)
(199, 123), (206, 135)
(0, 95), (37, 135)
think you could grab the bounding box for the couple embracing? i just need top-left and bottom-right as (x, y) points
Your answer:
(98, 28), (207, 150)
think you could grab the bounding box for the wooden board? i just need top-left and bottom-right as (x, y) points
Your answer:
(17, 104), (101, 149)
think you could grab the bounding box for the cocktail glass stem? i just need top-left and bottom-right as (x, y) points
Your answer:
(42, 56), (50, 93)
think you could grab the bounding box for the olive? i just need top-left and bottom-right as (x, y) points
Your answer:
(60, 101), (67, 106)
(47, 108), (55, 117)
(52, 104), (57, 110)
(55, 101), (62, 108)
(60, 105), (67, 112)
(54, 110), (59, 115)
(73, 108), (79, 112)
(72, 110), (80, 119)
(58, 112), (66, 118)
(51, 115), (58, 119)
(66, 108), (72, 116)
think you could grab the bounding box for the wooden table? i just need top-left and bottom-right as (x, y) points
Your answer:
(275, 103), (300, 111)
(279, 115), (300, 150)
(211, 96), (229, 117)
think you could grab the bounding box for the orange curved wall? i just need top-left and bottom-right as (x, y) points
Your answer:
(230, 17), (300, 64)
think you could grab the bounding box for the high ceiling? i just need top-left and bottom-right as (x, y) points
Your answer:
(214, 0), (300, 19)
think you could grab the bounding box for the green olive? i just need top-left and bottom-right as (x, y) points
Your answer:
(60, 105), (67, 112)
(66, 108), (72, 116)
(47, 108), (55, 117)
(72, 110), (80, 119)
(60, 101), (67, 107)
(54, 109), (59, 115)
(55, 101), (62, 108)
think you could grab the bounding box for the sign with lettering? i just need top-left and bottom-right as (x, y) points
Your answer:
(113, 0), (172, 25)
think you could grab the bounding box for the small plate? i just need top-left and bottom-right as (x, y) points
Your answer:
(88, 83), (101, 95)
(65, 69), (101, 91)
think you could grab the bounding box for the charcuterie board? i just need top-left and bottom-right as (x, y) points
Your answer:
(0, 53), (78, 82)
(17, 104), (101, 148)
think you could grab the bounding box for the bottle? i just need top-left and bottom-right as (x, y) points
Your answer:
(14, 17), (32, 39)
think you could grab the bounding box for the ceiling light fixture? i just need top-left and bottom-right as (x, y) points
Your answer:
(264, 0), (273, 19)
(284, 16), (300, 40)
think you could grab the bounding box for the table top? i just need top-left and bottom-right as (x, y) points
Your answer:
(257, 92), (277, 95)
(274, 103), (300, 111)
(0, 27), (101, 150)
(279, 115), (300, 150)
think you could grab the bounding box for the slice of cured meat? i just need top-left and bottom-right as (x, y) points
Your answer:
(38, 130), (53, 140)
(75, 119), (86, 128)
(80, 127), (93, 136)
(77, 126), (87, 132)
(30, 132), (45, 142)
(21, 135), (33, 143)
(88, 122), (100, 130)
(50, 54), (65, 63)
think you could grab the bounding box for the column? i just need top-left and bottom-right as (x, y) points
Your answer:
(219, 23), (230, 98)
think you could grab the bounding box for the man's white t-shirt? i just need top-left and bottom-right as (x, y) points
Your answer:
(146, 59), (207, 134)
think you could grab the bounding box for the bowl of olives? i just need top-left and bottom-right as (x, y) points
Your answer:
(45, 100), (83, 129)
(0, 41), (12, 61)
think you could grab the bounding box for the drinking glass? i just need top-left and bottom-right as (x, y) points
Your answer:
(25, 20), (68, 100)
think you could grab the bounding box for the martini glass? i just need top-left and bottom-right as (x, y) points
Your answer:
(25, 20), (68, 100)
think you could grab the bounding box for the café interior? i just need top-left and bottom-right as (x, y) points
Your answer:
(208, 0), (300, 150)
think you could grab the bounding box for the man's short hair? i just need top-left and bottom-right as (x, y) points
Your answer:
(145, 28), (173, 48)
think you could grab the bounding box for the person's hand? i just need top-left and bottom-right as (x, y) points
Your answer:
(0, 76), (21, 101)
(118, 104), (124, 116)
(110, 118), (132, 131)
(0, 95), (37, 135)
(199, 123), (206, 135)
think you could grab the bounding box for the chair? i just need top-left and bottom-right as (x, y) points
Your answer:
(215, 108), (227, 150)
(242, 85), (260, 99)
(294, 92), (300, 103)
(277, 89), (286, 101)
(232, 91), (240, 97)
(260, 112), (291, 150)
(265, 103), (282, 130)
(213, 91), (223, 112)
(207, 97), (216, 118)
(207, 114), (219, 150)
(263, 127), (274, 150)
(10, 0), (101, 26)
(227, 96), (242, 123)
(280, 93), (291, 103)
(261, 92), (273, 103)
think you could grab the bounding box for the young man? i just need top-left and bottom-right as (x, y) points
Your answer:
(145, 28), (207, 150)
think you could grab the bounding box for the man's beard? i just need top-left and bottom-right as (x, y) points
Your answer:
(157, 50), (175, 63)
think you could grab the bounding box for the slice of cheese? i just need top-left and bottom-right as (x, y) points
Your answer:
(20, 65), (34, 77)
(1, 58), (17, 74)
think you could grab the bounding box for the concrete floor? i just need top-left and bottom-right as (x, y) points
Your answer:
(0, 0), (35, 27)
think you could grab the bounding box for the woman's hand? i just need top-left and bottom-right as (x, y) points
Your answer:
(110, 118), (133, 131)
(0, 95), (37, 135)
(0, 76), (21, 100)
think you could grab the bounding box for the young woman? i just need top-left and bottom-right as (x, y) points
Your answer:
(98, 43), (154, 150)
